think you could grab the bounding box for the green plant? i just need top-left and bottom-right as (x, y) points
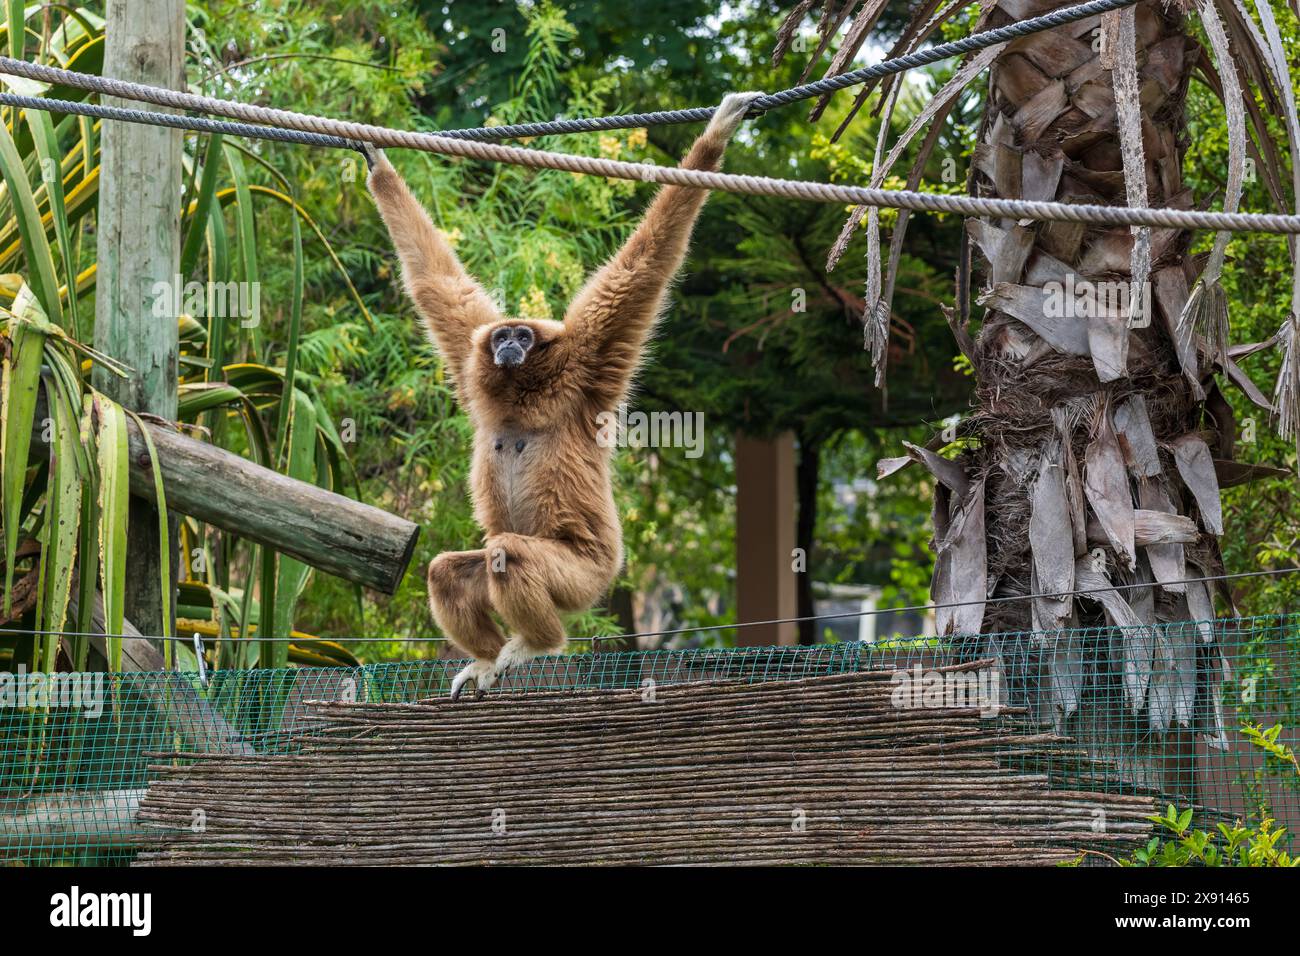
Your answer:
(1121, 723), (1299, 867)
(1130, 805), (1295, 867)
(0, 4), (366, 674)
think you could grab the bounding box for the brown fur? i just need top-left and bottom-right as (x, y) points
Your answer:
(367, 93), (760, 694)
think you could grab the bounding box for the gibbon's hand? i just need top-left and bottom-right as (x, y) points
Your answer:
(703, 91), (765, 144)
(558, 89), (764, 408)
(360, 141), (388, 174)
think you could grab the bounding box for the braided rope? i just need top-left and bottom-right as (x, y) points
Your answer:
(3, 82), (1299, 234)
(1, 0), (1297, 234)
(0, 0), (1138, 144)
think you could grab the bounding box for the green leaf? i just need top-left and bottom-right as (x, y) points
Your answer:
(72, 394), (97, 669)
(5, 0), (24, 60)
(1, 302), (45, 614)
(180, 133), (224, 278)
(126, 412), (171, 647)
(95, 396), (129, 670)
(177, 382), (243, 418)
(269, 390), (317, 668)
(274, 210), (304, 465)
(221, 145), (261, 349)
(0, 116), (65, 329)
(23, 107), (80, 333)
(38, 375), (81, 656)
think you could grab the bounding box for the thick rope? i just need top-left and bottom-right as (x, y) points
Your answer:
(0, 0), (1138, 143)
(3, 81), (1299, 234)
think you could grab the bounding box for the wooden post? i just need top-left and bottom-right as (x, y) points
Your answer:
(734, 432), (798, 646)
(94, 0), (186, 637)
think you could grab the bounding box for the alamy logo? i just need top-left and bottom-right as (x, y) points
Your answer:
(1043, 274), (1151, 328)
(151, 274), (261, 327)
(595, 403), (704, 459)
(0, 666), (103, 717)
(890, 664), (1002, 717)
(49, 886), (151, 936)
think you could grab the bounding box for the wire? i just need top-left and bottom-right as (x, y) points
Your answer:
(0, 91), (360, 150)
(7, 565), (1298, 647)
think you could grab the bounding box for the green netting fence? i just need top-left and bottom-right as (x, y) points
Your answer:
(2, 614), (1298, 865)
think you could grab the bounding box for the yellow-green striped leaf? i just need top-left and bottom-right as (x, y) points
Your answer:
(0, 116), (64, 329)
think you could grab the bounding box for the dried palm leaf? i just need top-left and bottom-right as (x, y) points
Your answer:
(1250, 0), (1300, 441)
(771, 0), (821, 66)
(806, 0), (891, 122)
(978, 283), (1091, 356)
(1169, 433), (1223, 535)
(902, 440), (969, 497)
(831, 0), (970, 139)
(1178, 0), (1247, 371)
(1048, 623), (1084, 731)
(1113, 395), (1161, 478)
(1075, 555), (1152, 711)
(1051, 406), (1089, 558)
(1213, 458), (1290, 486)
(936, 477), (986, 637)
(1029, 442), (1074, 631)
(1084, 402), (1137, 570)
(1105, 4), (1148, 384)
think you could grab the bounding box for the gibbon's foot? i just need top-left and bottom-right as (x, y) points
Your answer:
(449, 658), (497, 701)
(705, 91), (766, 141)
(492, 637), (544, 687)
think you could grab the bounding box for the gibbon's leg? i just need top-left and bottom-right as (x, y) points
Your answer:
(478, 532), (608, 690)
(562, 91), (763, 407)
(363, 143), (503, 383)
(426, 550), (507, 700)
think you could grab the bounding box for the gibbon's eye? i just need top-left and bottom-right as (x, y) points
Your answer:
(514, 326), (534, 348)
(491, 328), (510, 348)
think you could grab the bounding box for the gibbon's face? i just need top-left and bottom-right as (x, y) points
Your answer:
(474, 319), (567, 399)
(490, 323), (536, 368)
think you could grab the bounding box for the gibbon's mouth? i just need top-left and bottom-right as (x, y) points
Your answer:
(494, 341), (527, 368)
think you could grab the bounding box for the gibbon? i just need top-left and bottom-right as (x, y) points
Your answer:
(366, 92), (761, 698)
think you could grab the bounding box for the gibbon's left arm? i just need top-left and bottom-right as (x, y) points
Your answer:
(563, 92), (762, 404)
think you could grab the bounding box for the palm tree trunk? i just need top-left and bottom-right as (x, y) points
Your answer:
(957, 0), (1222, 791)
(772, 0), (1272, 792)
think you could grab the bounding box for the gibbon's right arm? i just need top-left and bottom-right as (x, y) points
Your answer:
(562, 91), (763, 405)
(365, 145), (502, 382)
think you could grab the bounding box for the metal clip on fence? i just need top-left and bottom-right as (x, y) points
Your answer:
(192, 632), (208, 688)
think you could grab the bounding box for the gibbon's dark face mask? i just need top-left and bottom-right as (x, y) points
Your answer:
(491, 325), (535, 368)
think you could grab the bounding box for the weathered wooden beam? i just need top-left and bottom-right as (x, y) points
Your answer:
(31, 395), (419, 593)
(0, 787), (153, 853)
(123, 413), (418, 594)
